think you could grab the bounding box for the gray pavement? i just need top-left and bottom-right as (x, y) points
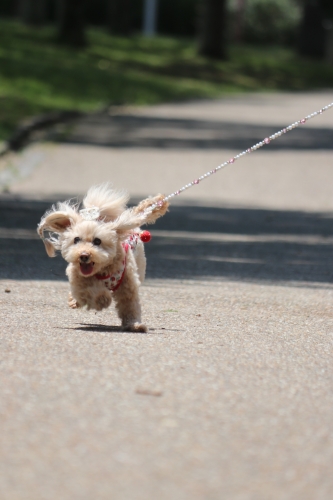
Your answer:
(1, 92), (333, 500)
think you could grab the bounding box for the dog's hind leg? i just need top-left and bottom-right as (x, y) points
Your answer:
(134, 240), (146, 284)
(113, 254), (147, 333)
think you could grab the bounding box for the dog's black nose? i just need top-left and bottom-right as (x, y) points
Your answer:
(80, 253), (90, 263)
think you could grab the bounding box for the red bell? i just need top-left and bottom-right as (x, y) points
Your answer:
(140, 230), (151, 243)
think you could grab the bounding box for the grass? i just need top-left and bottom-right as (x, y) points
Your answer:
(1, 19), (333, 140)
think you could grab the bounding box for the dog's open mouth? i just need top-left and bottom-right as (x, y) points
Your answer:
(80, 262), (95, 276)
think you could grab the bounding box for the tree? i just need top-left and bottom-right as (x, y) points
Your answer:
(18, 0), (47, 26)
(234, 0), (247, 43)
(57, 0), (87, 47)
(198, 0), (228, 59)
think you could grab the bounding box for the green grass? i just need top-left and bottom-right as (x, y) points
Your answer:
(1, 19), (333, 140)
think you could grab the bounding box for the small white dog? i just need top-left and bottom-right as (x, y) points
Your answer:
(38, 184), (168, 332)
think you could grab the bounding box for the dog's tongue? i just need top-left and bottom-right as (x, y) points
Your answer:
(80, 263), (94, 275)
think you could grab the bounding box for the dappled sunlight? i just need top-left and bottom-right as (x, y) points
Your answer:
(59, 112), (333, 150)
(1, 19), (333, 140)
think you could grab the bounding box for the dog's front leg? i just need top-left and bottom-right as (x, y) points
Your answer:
(66, 264), (88, 308)
(66, 264), (112, 311)
(68, 292), (81, 309)
(113, 259), (147, 333)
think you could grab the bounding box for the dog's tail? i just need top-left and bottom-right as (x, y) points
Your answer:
(133, 194), (169, 225)
(83, 183), (129, 222)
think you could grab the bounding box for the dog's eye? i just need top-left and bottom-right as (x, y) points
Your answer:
(74, 237), (80, 244)
(93, 238), (101, 246)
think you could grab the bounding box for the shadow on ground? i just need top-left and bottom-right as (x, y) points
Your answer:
(58, 323), (169, 334)
(1, 196), (333, 286)
(56, 113), (333, 151)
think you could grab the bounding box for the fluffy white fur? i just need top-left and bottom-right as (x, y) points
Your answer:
(38, 184), (168, 332)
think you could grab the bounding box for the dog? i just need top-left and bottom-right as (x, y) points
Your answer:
(37, 184), (168, 332)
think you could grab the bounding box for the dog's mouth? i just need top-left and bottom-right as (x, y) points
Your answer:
(79, 262), (95, 276)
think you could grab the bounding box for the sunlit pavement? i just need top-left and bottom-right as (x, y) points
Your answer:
(1, 92), (333, 500)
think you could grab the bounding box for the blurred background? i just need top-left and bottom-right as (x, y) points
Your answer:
(2, 5), (333, 499)
(0, 0), (333, 145)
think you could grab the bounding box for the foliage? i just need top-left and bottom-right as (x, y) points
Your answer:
(241, 0), (301, 45)
(0, 20), (333, 140)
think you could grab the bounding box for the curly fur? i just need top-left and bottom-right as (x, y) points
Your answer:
(83, 183), (129, 221)
(37, 184), (169, 332)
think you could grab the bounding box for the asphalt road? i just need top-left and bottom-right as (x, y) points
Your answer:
(1, 92), (333, 500)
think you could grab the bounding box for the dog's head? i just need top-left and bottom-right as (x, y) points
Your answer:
(37, 184), (168, 277)
(38, 205), (148, 277)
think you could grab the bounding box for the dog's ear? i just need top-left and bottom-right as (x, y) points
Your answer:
(108, 208), (147, 236)
(109, 196), (169, 237)
(39, 211), (73, 233)
(37, 207), (79, 257)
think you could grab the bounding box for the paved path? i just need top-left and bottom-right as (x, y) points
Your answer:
(1, 92), (333, 500)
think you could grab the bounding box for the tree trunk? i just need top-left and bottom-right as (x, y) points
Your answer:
(107, 0), (132, 36)
(298, 0), (325, 58)
(234, 0), (246, 43)
(198, 0), (228, 59)
(326, 24), (333, 64)
(57, 0), (87, 47)
(143, 0), (158, 36)
(18, 0), (48, 26)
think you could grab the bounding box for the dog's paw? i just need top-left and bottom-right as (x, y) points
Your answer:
(68, 296), (80, 309)
(122, 322), (147, 333)
(94, 292), (112, 311)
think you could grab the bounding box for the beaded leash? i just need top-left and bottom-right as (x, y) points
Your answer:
(146, 101), (333, 214)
